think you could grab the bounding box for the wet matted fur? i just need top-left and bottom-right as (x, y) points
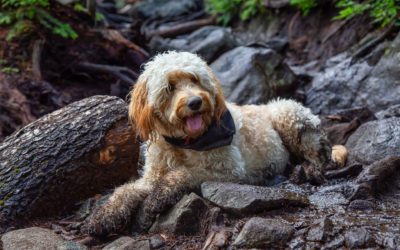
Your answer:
(85, 51), (340, 235)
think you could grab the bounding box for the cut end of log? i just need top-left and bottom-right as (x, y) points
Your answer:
(0, 95), (140, 231)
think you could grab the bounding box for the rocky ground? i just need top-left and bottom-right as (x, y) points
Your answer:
(1, 0), (400, 249)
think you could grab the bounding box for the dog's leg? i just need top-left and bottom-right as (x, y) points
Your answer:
(138, 167), (197, 231)
(84, 175), (156, 236)
(266, 99), (331, 168)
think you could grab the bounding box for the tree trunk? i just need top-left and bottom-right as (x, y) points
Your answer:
(0, 95), (139, 231)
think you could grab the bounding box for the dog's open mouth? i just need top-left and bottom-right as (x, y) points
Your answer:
(185, 114), (203, 132)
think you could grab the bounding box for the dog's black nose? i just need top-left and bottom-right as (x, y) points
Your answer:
(187, 96), (202, 111)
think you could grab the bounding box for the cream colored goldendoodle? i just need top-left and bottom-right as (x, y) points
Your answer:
(86, 51), (343, 235)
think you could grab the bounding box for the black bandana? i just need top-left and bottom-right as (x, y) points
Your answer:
(163, 109), (236, 151)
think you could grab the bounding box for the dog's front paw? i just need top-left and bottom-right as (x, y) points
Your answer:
(136, 189), (184, 231)
(82, 203), (124, 236)
(331, 145), (348, 168)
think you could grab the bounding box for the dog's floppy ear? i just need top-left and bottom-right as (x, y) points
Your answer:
(128, 76), (155, 141)
(207, 66), (227, 122)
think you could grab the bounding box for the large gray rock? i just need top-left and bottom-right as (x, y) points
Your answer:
(210, 46), (297, 104)
(306, 34), (400, 115)
(350, 156), (400, 200)
(102, 237), (150, 250)
(345, 118), (400, 165)
(130, 0), (202, 19)
(1, 227), (87, 250)
(344, 228), (375, 248)
(149, 192), (208, 235)
(305, 55), (372, 115)
(233, 217), (295, 248)
(307, 217), (334, 242)
(149, 26), (238, 63)
(201, 182), (309, 215)
(308, 192), (349, 208)
(375, 104), (400, 120)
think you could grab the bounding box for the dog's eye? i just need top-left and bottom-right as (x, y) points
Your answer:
(167, 84), (175, 92)
(191, 76), (198, 83)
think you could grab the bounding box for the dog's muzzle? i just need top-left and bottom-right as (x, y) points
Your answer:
(187, 96), (202, 111)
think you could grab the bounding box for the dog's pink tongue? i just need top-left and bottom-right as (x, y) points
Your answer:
(186, 115), (202, 132)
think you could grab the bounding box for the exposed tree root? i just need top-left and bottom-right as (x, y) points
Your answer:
(78, 62), (138, 85)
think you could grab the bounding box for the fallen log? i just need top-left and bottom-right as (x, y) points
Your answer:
(0, 95), (139, 232)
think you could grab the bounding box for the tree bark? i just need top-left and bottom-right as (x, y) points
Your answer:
(0, 95), (139, 231)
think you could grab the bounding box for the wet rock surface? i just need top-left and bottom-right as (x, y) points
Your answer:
(201, 181), (309, 215)
(346, 118), (400, 165)
(344, 227), (375, 248)
(1, 227), (87, 250)
(306, 33), (400, 115)
(375, 104), (400, 120)
(149, 234), (165, 249)
(149, 192), (208, 235)
(352, 156), (400, 200)
(306, 217), (333, 242)
(102, 237), (150, 250)
(129, 0), (202, 19)
(233, 217), (295, 248)
(149, 26), (238, 62)
(210, 46), (297, 104)
(308, 191), (349, 208)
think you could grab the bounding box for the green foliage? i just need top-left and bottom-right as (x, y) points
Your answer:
(95, 12), (104, 22)
(290, 0), (399, 27)
(290, 0), (318, 16)
(73, 3), (87, 12)
(241, 0), (266, 21)
(0, 0), (78, 40)
(205, 0), (265, 26)
(73, 1), (104, 22)
(1, 66), (19, 73)
(333, 0), (399, 27)
(206, 0), (399, 27)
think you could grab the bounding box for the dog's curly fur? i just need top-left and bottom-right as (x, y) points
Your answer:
(85, 51), (341, 236)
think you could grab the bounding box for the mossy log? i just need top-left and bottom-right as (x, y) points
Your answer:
(0, 95), (139, 231)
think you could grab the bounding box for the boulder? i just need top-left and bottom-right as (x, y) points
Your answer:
(306, 33), (400, 115)
(323, 235), (345, 249)
(210, 46), (297, 104)
(308, 192), (349, 208)
(129, 0), (202, 19)
(149, 234), (165, 249)
(375, 104), (400, 120)
(233, 217), (295, 248)
(305, 55), (372, 115)
(306, 217), (334, 242)
(149, 26), (238, 63)
(348, 199), (375, 210)
(1, 227), (87, 250)
(201, 182), (309, 215)
(345, 118), (400, 165)
(352, 156), (400, 199)
(149, 193), (208, 235)
(203, 229), (232, 249)
(102, 237), (150, 250)
(344, 227), (375, 248)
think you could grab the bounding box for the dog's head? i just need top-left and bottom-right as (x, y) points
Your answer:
(128, 51), (226, 142)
